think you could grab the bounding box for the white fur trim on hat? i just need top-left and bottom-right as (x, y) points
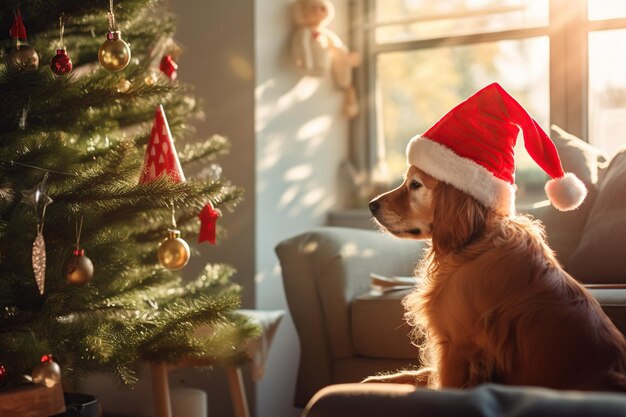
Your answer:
(544, 172), (587, 211)
(407, 136), (515, 216)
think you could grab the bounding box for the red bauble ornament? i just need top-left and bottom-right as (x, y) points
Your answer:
(50, 49), (73, 75)
(139, 105), (186, 184)
(159, 55), (178, 80)
(198, 202), (220, 245)
(0, 364), (6, 381)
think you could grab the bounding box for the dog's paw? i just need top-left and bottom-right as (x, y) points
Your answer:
(362, 369), (431, 386)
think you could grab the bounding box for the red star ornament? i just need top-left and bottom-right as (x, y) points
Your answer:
(198, 202), (220, 244)
(139, 105), (186, 184)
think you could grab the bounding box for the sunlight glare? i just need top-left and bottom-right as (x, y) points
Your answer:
(296, 115), (332, 141)
(229, 55), (253, 80)
(284, 164), (313, 181)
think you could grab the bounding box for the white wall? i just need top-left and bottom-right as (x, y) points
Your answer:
(255, 1), (350, 417)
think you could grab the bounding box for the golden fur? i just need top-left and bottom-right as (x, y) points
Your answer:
(368, 166), (626, 391)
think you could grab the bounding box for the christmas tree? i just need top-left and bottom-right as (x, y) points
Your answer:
(0, 0), (257, 389)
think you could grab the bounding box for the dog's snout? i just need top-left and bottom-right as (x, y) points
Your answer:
(368, 199), (380, 214)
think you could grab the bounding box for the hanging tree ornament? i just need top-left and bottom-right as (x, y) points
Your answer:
(140, 105), (190, 269)
(50, 15), (73, 76)
(7, 8), (39, 71)
(139, 105), (186, 183)
(157, 207), (190, 270)
(159, 55), (178, 80)
(21, 173), (53, 295)
(98, 0), (131, 72)
(32, 354), (61, 388)
(144, 71), (158, 86)
(63, 216), (94, 285)
(198, 201), (220, 245)
(116, 78), (132, 93)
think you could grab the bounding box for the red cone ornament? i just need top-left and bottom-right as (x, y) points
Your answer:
(50, 49), (73, 75)
(159, 55), (178, 80)
(139, 105), (186, 184)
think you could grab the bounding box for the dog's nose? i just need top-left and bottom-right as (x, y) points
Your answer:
(368, 200), (380, 214)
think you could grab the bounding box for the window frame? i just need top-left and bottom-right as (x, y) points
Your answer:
(351, 0), (626, 185)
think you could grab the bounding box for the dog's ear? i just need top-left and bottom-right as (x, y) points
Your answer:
(431, 183), (489, 253)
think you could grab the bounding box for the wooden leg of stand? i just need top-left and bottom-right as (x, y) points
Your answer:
(225, 365), (250, 417)
(151, 362), (172, 417)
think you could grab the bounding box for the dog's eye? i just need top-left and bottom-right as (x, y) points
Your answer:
(409, 180), (422, 190)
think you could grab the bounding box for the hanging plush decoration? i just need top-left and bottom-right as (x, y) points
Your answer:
(7, 8), (39, 71)
(21, 173), (53, 295)
(291, 0), (360, 118)
(98, 0), (131, 72)
(50, 16), (73, 76)
(198, 201), (220, 245)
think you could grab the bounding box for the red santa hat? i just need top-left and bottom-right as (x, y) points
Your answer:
(406, 83), (586, 216)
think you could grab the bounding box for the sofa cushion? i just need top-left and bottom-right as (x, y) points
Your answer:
(350, 286), (626, 362)
(569, 150), (626, 283)
(522, 126), (609, 267)
(351, 289), (416, 360)
(550, 125), (609, 187)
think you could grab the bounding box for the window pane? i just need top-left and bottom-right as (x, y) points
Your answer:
(375, 0), (548, 43)
(376, 36), (549, 205)
(589, 29), (626, 155)
(588, 0), (626, 21)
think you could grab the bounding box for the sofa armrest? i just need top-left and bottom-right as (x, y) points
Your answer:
(303, 383), (626, 417)
(275, 227), (425, 406)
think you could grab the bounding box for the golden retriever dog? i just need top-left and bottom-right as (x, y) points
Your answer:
(368, 165), (626, 392)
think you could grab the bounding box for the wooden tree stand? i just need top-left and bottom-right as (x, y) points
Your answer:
(0, 383), (65, 417)
(151, 359), (248, 417)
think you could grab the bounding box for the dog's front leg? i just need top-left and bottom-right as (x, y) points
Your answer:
(362, 368), (431, 386)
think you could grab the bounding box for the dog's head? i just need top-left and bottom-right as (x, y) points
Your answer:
(369, 166), (438, 240)
(370, 166), (492, 252)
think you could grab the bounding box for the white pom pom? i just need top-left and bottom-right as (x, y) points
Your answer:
(545, 172), (587, 211)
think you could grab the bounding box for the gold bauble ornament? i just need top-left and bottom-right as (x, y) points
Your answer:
(32, 355), (61, 388)
(157, 229), (190, 270)
(116, 78), (131, 93)
(144, 71), (158, 86)
(7, 44), (39, 71)
(98, 30), (131, 72)
(64, 249), (94, 285)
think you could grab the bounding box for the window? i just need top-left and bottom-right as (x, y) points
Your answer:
(354, 0), (626, 206)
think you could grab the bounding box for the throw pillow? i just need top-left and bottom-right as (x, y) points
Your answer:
(550, 125), (609, 187)
(523, 126), (608, 267)
(568, 149), (626, 283)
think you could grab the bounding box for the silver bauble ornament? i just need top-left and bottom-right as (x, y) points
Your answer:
(32, 355), (61, 388)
